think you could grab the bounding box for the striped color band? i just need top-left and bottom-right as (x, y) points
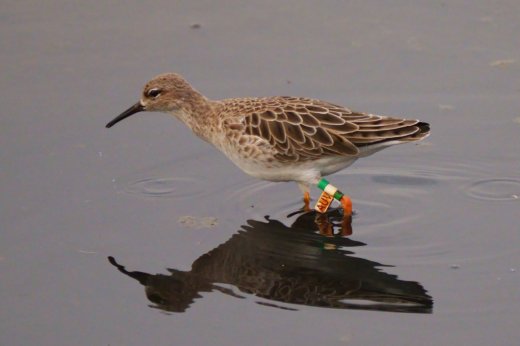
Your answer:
(324, 184), (338, 196)
(317, 178), (329, 191)
(317, 178), (344, 201)
(333, 190), (344, 201)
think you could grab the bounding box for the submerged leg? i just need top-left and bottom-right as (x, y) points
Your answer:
(340, 195), (353, 236)
(314, 213), (333, 236)
(314, 208), (352, 236)
(341, 213), (353, 236)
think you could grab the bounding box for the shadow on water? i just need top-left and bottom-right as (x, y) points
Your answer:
(108, 210), (433, 314)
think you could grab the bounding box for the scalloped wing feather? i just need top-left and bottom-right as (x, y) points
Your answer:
(222, 97), (429, 162)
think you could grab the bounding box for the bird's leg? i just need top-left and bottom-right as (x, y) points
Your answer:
(315, 178), (353, 216)
(340, 195), (353, 216)
(339, 195), (353, 235)
(314, 209), (352, 236)
(340, 213), (353, 236)
(303, 191), (311, 212)
(298, 183), (312, 212)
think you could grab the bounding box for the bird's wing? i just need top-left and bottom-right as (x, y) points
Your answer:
(224, 97), (428, 163)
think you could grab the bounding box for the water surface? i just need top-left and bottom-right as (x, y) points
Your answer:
(1, 1), (519, 345)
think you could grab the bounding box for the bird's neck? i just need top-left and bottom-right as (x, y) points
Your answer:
(172, 92), (219, 142)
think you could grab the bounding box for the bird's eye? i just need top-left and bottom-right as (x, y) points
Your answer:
(147, 88), (161, 98)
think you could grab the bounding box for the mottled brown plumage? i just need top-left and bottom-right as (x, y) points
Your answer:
(219, 96), (428, 163)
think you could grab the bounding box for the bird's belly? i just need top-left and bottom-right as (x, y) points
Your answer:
(232, 155), (357, 183)
(217, 136), (357, 182)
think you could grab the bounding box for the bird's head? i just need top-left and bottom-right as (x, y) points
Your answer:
(106, 73), (205, 128)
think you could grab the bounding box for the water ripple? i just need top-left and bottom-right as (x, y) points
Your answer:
(122, 177), (210, 198)
(464, 178), (520, 201)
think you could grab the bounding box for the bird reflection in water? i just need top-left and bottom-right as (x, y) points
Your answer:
(108, 210), (432, 313)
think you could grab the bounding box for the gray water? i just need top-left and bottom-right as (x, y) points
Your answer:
(1, 1), (519, 345)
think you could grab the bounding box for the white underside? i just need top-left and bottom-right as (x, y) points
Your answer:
(240, 155), (358, 185)
(219, 135), (415, 186)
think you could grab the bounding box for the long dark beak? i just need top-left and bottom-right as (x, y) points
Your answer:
(106, 102), (144, 128)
